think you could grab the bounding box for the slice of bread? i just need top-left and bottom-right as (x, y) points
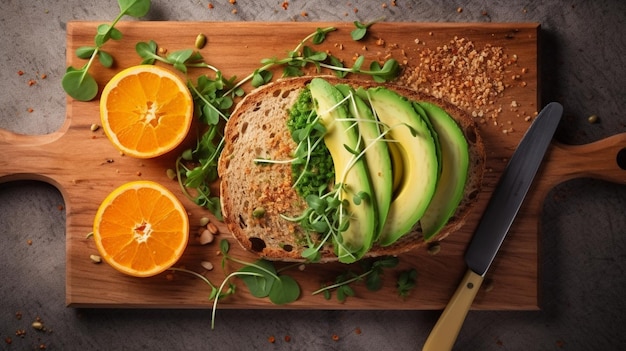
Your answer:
(218, 76), (485, 262)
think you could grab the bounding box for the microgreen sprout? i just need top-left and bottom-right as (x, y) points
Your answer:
(350, 17), (385, 41)
(62, 0), (151, 101)
(396, 269), (418, 299)
(136, 40), (222, 74)
(312, 256), (399, 301)
(136, 39), (239, 218)
(175, 125), (224, 219)
(170, 239), (300, 329)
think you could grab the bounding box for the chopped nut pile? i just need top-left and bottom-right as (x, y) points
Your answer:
(400, 36), (514, 125)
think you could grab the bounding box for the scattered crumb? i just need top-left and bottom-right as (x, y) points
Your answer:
(556, 340), (565, 348)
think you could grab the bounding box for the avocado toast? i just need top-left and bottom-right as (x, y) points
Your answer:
(218, 76), (485, 263)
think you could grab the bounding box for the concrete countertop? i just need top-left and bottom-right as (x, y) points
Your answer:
(1, 0), (625, 350)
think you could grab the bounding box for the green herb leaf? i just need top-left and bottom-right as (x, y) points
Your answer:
(98, 50), (114, 68)
(109, 27), (123, 41)
(351, 27), (367, 41)
(283, 65), (304, 78)
(396, 269), (418, 298)
(135, 40), (159, 64)
(302, 247), (321, 262)
(95, 24), (113, 46)
(352, 55), (365, 72)
(365, 270), (383, 291)
(312, 27), (332, 44)
(238, 260), (277, 298)
(376, 256), (400, 269)
(350, 18), (383, 41)
(251, 69), (272, 88)
(269, 275), (301, 304)
(76, 46), (96, 59)
(61, 68), (99, 101)
(303, 46), (327, 62)
(220, 238), (230, 254)
(118, 0), (151, 17)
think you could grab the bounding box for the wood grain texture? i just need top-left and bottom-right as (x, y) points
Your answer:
(4, 20), (612, 310)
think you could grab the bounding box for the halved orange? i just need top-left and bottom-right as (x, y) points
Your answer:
(100, 65), (193, 159)
(93, 180), (189, 277)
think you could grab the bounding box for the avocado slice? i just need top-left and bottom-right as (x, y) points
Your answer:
(417, 101), (469, 241)
(309, 78), (377, 263)
(335, 84), (393, 240)
(413, 102), (442, 177)
(367, 87), (438, 247)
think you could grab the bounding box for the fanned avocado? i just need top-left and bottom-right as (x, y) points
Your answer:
(335, 84), (393, 240)
(308, 78), (377, 263)
(417, 101), (469, 240)
(367, 87), (438, 247)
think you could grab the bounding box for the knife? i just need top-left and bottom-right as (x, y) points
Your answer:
(422, 102), (563, 351)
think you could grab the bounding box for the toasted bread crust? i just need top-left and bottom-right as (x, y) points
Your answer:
(218, 76), (485, 262)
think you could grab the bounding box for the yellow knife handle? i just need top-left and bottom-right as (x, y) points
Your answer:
(422, 269), (484, 351)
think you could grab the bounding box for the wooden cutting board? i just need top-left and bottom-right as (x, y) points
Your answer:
(1, 21), (624, 310)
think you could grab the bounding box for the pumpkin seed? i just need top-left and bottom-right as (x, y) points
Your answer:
(252, 207), (266, 218)
(195, 33), (207, 49)
(199, 216), (210, 227)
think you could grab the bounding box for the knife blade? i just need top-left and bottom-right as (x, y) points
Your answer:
(422, 102), (563, 351)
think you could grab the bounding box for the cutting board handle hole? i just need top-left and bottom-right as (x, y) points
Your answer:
(617, 147), (626, 170)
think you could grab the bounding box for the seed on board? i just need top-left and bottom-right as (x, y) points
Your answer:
(587, 114), (598, 124)
(200, 261), (214, 271)
(90, 123), (100, 132)
(199, 216), (211, 227)
(90, 254), (102, 263)
(207, 222), (219, 235)
(195, 33), (207, 49)
(198, 230), (214, 245)
(166, 168), (177, 180)
(31, 321), (44, 330)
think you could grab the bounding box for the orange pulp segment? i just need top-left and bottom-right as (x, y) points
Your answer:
(93, 180), (189, 277)
(100, 65), (193, 158)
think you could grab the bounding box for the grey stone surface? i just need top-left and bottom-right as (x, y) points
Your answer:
(1, 0), (625, 350)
